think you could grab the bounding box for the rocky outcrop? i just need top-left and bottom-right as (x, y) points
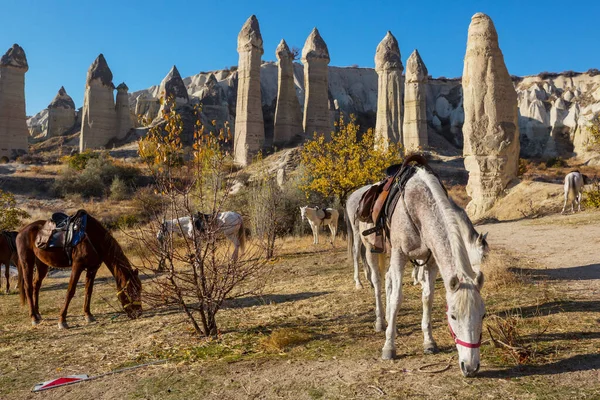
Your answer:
(403, 50), (428, 151)
(234, 15), (265, 166)
(0, 44), (28, 159)
(135, 93), (160, 124)
(115, 83), (133, 139)
(274, 39), (303, 146)
(198, 73), (230, 129)
(157, 66), (189, 115)
(302, 28), (331, 138)
(374, 32), (403, 147)
(47, 86), (77, 138)
(462, 13), (520, 218)
(80, 54), (116, 151)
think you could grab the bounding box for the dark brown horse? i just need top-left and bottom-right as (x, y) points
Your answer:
(16, 213), (142, 329)
(0, 231), (18, 294)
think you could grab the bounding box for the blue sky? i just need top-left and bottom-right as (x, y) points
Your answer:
(2, 0), (599, 115)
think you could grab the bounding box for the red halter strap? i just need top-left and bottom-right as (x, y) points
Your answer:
(446, 306), (482, 349)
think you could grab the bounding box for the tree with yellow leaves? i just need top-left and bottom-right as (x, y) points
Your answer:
(300, 115), (404, 205)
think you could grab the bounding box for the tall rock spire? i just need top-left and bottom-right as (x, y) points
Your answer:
(47, 86), (76, 138)
(80, 54), (117, 151)
(0, 44), (29, 159)
(402, 49), (428, 151)
(374, 31), (403, 148)
(301, 28), (331, 139)
(274, 39), (303, 146)
(115, 83), (133, 140)
(234, 15), (265, 166)
(462, 13), (520, 218)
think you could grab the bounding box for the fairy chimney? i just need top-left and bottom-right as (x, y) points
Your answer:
(47, 86), (76, 138)
(233, 15), (265, 166)
(115, 83), (132, 140)
(0, 44), (29, 159)
(302, 28), (331, 139)
(462, 13), (520, 218)
(374, 32), (403, 148)
(80, 54), (116, 151)
(274, 39), (303, 146)
(402, 49), (428, 151)
(157, 65), (189, 114)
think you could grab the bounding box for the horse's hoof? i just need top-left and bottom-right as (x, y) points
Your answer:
(355, 282), (363, 290)
(31, 319), (41, 326)
(381, 348), (396, 360)
(86, 315), (96, 324)
(375, 321), (385, 333)
(57, 321), (69, 330)
(424, 344), (439, 355)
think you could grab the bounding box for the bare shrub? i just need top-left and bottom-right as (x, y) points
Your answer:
(132, 97), (269, 337)
(109, 177), (130, 201)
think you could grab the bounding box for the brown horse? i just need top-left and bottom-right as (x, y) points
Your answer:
(0, 231), (18, 294)
(16, 213), (142, 329)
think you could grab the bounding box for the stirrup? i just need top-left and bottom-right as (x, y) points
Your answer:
(370, 247), (385, 254)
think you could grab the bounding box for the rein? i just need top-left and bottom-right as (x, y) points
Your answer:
(116, 279), (141, 310)
(446, 305), (482, 349)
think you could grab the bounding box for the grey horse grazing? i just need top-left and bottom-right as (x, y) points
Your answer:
(359, 167), (485, 377)
(562, 171), (590, 214)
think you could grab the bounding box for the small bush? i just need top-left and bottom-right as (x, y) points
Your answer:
(0, 190), (30, 230)
(587, 68), (600, 77)
(105, 213), (140, 231)
(110, 177), (130, 201)
(583, 182), (600, 208)
(131, 187), (166, 220)
(64, 150), (99, 171)
(259, 328), (312, 352)
(545, 157), (567, 168)
(518, 158), (529, 177)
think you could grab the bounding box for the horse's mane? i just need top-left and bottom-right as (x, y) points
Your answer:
(415, 168), (476, 280)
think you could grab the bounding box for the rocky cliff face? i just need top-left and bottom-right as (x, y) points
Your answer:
(29, 64), (600, 159)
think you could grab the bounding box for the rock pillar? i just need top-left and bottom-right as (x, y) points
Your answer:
(234, 15), (265, 166)
(47, 86), (76, 138)
(463, 13), (520, 218)
(402, 49), (428, 151)
(0, 44), (28, 159)
(115, 83), (133, 140)
(274, 39), (303, 146)
(302, 28), (331, 138)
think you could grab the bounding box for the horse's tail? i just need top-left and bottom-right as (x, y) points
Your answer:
(566, 173), (578, 201)
(238, 218), (246, 254)
(17, 257), (25, 306)
(345, 208), (353, 260)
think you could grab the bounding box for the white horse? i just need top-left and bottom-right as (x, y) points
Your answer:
(562, 171), (589, 214)
(157, 211), (246, 261)
(300, 206), (339, 245)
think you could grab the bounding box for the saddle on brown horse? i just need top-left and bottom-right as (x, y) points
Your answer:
(35, 210), (88, 266)
(357, 154), (433, 253)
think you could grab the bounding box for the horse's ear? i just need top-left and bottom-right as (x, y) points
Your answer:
(449, 275), (460, 292)
(482, 232), (488, 241)
(475, 271), (484, 290)
(134, 269), (139, 277)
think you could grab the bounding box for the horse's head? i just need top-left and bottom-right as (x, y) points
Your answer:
(446, 272), (485, 377)
(116, 268), (142, 319)
(300, 206), (308, 221)
(470, 232), (489, 268)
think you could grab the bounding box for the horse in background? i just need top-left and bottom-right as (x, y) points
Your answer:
(0, 231), (18, 294)
(300, 206), (339, 245)
(562, 171), (591, 214)
(157, 211), (246, 261)
(17, 212), (142, 329)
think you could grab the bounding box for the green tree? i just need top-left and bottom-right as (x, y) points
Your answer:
(0, 190), (29, 231)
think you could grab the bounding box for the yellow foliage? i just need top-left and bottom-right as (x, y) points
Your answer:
(300, 115), (404, 204)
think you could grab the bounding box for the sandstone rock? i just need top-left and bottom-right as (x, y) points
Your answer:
(462, 13), (520, 218)
(374, 31), (403, 147)
(47, 86), (76, 138)
(432, 115), (442, 131)
(274, 39), (303, 146)
(158, 65), (189, 111)
(234, 15), (265, 166)
(115, 83), (133, 140)
(0, 44), (28, 159)
(302, 28), (331, 138)
(563, 90), (574, 102)
(80, 54), (116, 151)
(403, 49), (428, 151)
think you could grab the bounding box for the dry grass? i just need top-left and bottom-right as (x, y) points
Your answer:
(481, 250), (528, 290)
(260, 328), (313, 352)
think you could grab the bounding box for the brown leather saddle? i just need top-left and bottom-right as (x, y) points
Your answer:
(314, 207), (332, 222)
(35, 210), (88, 265)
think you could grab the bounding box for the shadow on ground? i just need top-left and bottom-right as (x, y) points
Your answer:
(497, 299), (600, 318)
(511, 263), (600, 281)
(479, 353), (600, 378)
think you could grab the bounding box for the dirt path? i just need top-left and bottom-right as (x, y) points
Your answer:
(481, 210), (600, 296)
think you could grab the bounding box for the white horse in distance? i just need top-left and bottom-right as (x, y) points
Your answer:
(562, 171), (590, 214)
(300, 206), (339, 245)
(157, 211), (246, 261)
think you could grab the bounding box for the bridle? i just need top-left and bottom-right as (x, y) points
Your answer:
(446, 305), (482, 349)
(116, 278), (141, 310)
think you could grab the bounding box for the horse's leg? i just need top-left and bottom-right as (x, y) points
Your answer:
(421, 261), (439, 354)
(4, 261), (9, 294)
(229, 234), (240, 262)
(365, 249), (385, 332)
(314, 222), (319, 245)
(58, 265), (84, 329)
(353, 230), (363, 289)
(561, 189), (568, 214)
(578, 191), (582, 212)
(32, 262), (48, 321)
(83, 265), (100, 323)
(21, 252), (39, 325)
(382, 249), (406, 360)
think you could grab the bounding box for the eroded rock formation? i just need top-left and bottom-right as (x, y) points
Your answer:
(302, 28), (331, 138)
(374, 32), (403, 147)
(80, 54), (116, 151)
(0, 44), (28, 159)
(274, 39), (303, 146)
(234, 15), (265, 166)
(115, 83), (133, 139)
(47, 86), (76, 138)
(403, 49), (428, 151)
(462, 13), (520, 218)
